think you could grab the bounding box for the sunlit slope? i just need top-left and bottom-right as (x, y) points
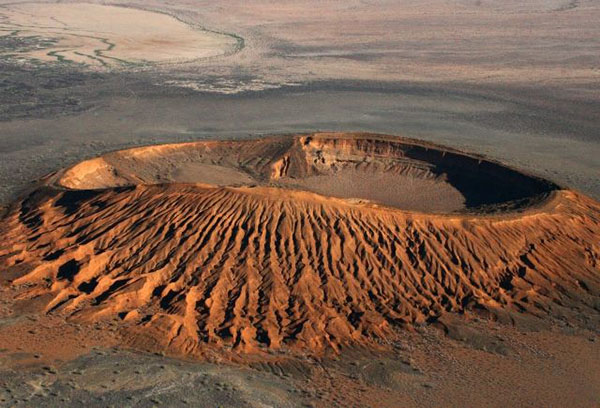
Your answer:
(1, 133), (598, 357)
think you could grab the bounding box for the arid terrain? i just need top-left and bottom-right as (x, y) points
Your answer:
(0, 1), (599, 407)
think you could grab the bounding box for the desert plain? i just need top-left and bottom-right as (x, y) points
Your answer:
(0, 1), (599, 407)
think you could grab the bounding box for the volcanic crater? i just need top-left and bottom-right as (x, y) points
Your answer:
(1, 133), (598, 358)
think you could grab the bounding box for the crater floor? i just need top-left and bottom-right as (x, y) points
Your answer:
(56, 132), (558, 213)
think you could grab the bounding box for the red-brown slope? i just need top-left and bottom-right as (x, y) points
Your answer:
(0, 133), (598, 358)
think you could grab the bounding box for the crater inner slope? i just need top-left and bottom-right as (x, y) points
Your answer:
(57, 133), (558, 213)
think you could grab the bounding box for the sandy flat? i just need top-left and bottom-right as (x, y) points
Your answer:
(0, 3), (238, 67)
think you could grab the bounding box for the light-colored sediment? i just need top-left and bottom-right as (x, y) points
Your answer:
(0, 133), (598, 358)
(0, 3), (239, 68)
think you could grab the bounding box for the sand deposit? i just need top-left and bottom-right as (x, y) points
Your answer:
(0, 3), (239, 68)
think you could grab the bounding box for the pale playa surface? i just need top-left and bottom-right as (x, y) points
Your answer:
(0, 2), (238, 67)
(162, 0), (600, 85)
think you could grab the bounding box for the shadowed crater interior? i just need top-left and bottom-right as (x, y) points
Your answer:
(56, 132), (558, 213)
